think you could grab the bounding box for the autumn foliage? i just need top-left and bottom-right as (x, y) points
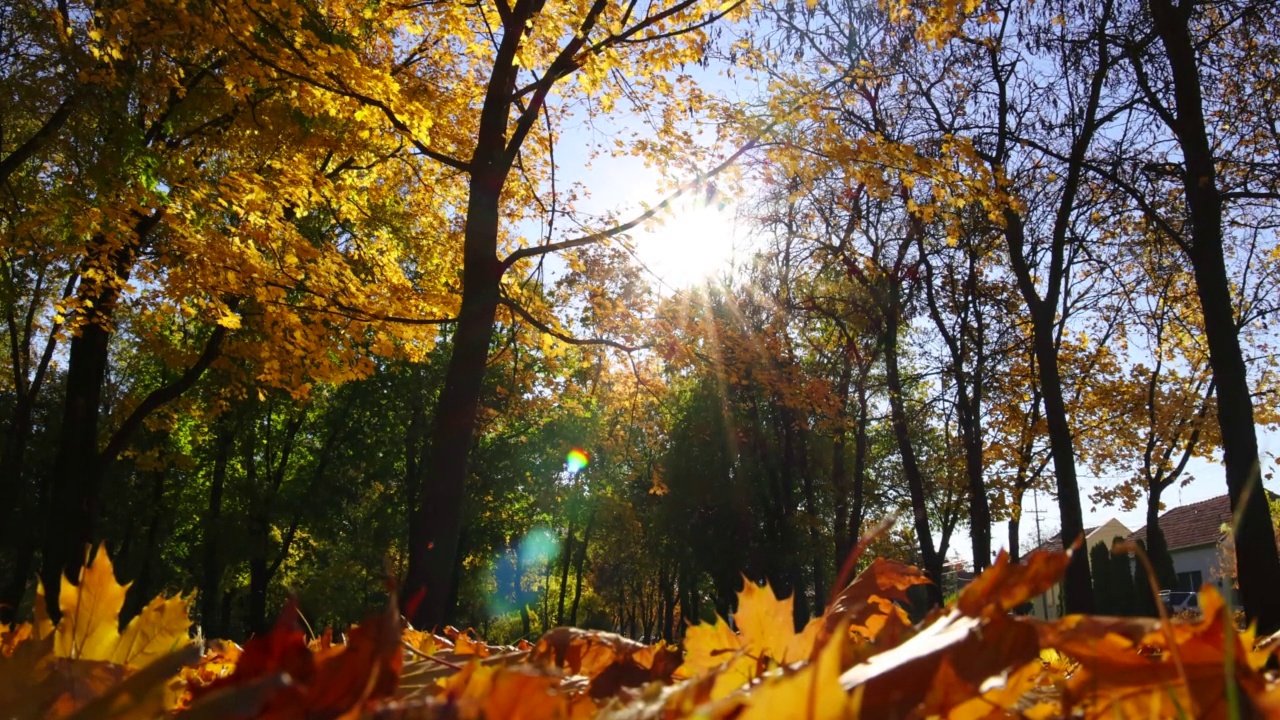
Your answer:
(4, 543), (1280, 719)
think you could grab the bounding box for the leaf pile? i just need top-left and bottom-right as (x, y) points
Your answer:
(4, 544), (1280, 719)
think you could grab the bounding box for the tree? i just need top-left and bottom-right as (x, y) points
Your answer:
(0, 0), (447, 616)
(1087, 238), (1226, 592)
(1135, 0), (1280, 632)
(1090, 541), (1115, 614)
(229, 0), (750, 629)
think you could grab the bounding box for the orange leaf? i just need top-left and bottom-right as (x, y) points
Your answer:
(957, 549), (1072, 618)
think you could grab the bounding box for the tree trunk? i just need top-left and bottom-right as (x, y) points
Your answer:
(804, 463), (826, 613)
(123, 468), (165, 621)
(569, 512), (594, 626)
(401, 0), (535, 627)
(41, 214), (161, 618)
(0, 533), (35, 624)
(920, 245), (993, 572)
(1144, 489), (1177, 591)
(201, 428), (233, 639)
(850, 381), (869, 552)
(404, 168), (504, 629)
(1, 391), (39, 617)
(515, 541), (531, 637)
(1147, 0), (1280, 634)
(41, 311), (113, 611)
(1002, 212), (1092, 614)
(542, 556), (552, 632)
(831, 346), (853, 567)
(660, 565), (676, 642)
(248, 550), (268, 636)
(1008, 505), (1021, 563)
(881, 292), (944, 608)
(245, 424), (269, 636)
(957, 391), (991, 571)
(555, 521), (574, 626)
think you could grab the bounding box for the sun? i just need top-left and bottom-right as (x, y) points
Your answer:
(630, 192), (742, 290)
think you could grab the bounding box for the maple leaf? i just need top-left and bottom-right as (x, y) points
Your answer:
(736, 623), (858, 720)
(823, 558), (928, 641)
(0, 544), (196, 718)
(428, 660), (594, 720)
(956, 548), (1073, 619)
(734, 579), (801, 663)
(453, 631), (492, 658)
(677, 614), (757, 699)
(531, 627), (681, 698)
(1042, 585), (1277, 718)
(189, 592), (403, 719)
(839, 609), (1040, 718)
(50, 543), (132, 661)
(0, 622), (33, 657)
(675, 577), (821, 698)
(834, 550), (1076, 718)
(114, 593), (196, 668)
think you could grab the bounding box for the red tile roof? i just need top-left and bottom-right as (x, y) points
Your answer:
(1129, 493), (1275, 551)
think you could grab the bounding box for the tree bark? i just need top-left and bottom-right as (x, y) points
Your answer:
(1007, 501), (1021, 563)
(200, 427), (233, 639)
(660, 563), (676, 642)
(1144, 489), (1177, 590)
(1146, 0), (1280, 634)
(569, 511), (594, 626)
(850, 380), (869, 554)
(555, 521), (574, 626)
(881, 286), (944, 608)
(400, 0), (540, 628)
(920, 247), (992, 571)
(0, 312), (60, 617)
(831, 346), (853, 566)
(403, 167), (504, 629)
(1002, 212), (1093, 614)
(123, 468), (166, 621)
(42, 291), (117, 612)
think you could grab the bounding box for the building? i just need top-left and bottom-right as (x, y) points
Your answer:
(1126, 493), (1269, 599)
(1027, 517), (1133, 620)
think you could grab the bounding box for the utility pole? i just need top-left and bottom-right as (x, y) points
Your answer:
(1030, 489), (1049, 619)
(1031, 488), (1046, 549)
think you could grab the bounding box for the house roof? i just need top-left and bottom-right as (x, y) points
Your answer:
(1032, 518), (1135, 554)
(1129, 493), (1276, 551)
(1034, 526), (1097, 554)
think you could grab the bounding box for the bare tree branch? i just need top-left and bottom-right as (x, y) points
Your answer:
(100, 315), (233, 465)
(499, 137), (760, 272)
(498, 296), (649, 352)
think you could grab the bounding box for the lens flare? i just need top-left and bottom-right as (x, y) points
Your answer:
(566, 447), (590, 473)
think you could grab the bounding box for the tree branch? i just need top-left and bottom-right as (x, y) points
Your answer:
(0, 90), (80, 186)
(499, 137), (760, 272)
(100, 315), (233, 465)
(498, 296), (648, 352)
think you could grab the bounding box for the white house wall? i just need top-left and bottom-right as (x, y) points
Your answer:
(1170, 544), (1229, 590)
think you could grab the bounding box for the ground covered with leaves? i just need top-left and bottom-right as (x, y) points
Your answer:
(3, 544), (1279, 720)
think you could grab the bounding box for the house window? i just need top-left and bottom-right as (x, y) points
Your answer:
(1175, 570), (1203, 592)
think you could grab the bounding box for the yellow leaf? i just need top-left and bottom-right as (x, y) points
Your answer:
(784, 616), (822, 662)
(55, 543), (130, 661)
(675, 615), (754, 698)
(112, 593), (193, 667)
(733, 578), (800, 663)
(216, 312), (241, 329)
(739, 625), (856, 720)
(34, 580), (54, 641)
